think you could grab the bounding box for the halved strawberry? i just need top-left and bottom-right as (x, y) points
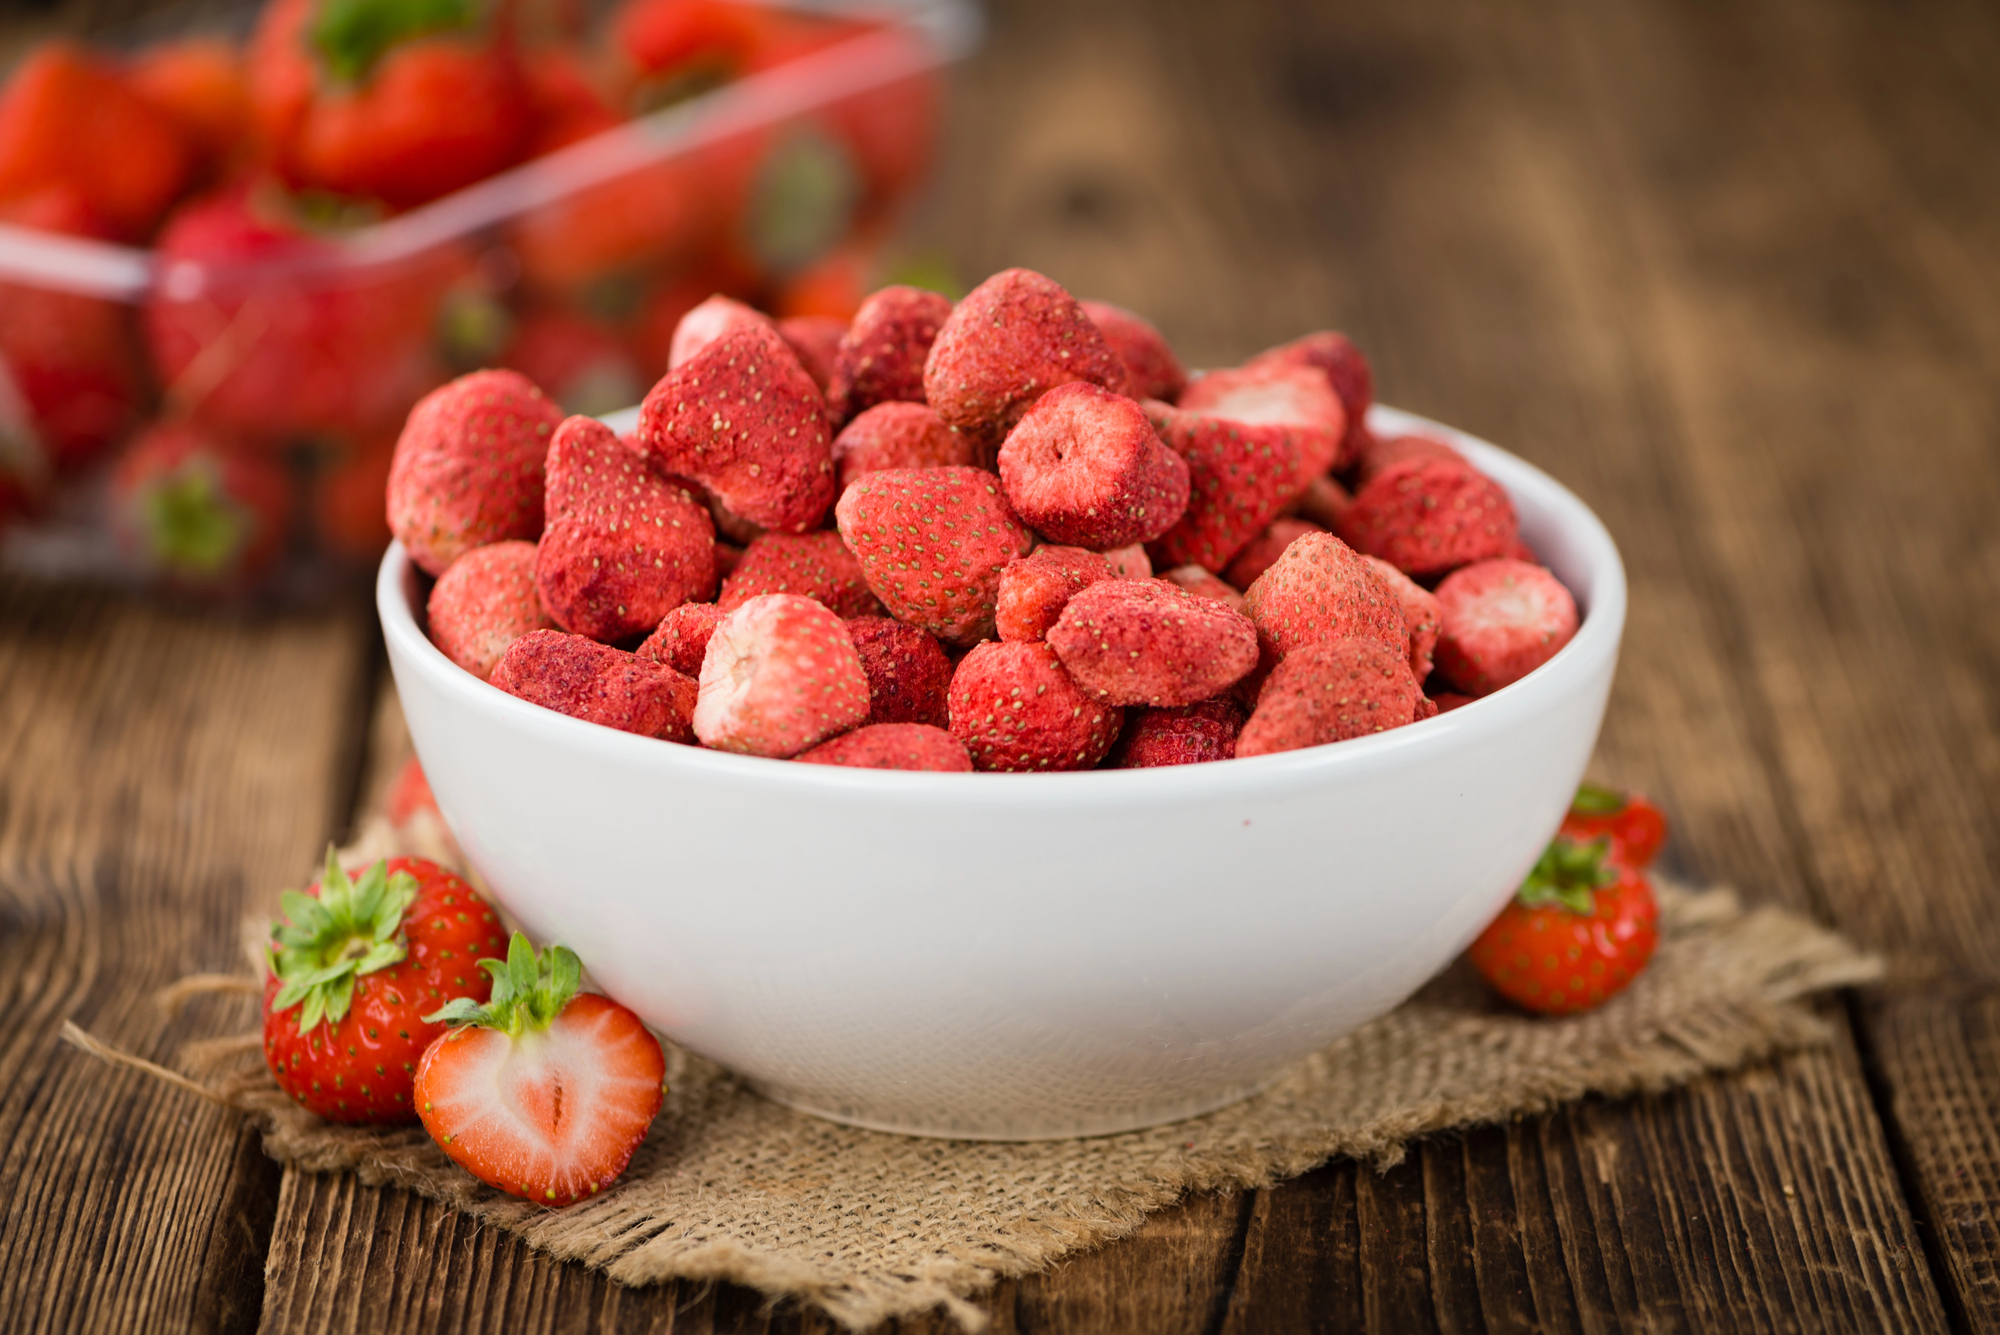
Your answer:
(417, 934), (667, 1207)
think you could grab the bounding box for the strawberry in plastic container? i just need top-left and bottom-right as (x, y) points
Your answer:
(143, 184), (466, 445)
(0, 187), (147, 488)
(109, 422), (295, 592)
(249, 0), (534, 211)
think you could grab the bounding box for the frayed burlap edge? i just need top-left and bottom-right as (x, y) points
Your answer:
(66, 879), (1879, 1333)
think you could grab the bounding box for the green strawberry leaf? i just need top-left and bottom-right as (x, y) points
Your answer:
(426, 933), (583, 1036)
(1516, 836), (1617, 915)
(268, 848), (422, 1037)
(1569, 782), (1626, 816)
(312, 0), (479, 86)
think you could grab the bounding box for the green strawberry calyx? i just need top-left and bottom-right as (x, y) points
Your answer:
(312, 0), (480, 86)
(1515, 836), (1617, 915)
(270, 850), (419, 1035)
(1569, 781), (1628, 816)
(425, 933), (580, 1036)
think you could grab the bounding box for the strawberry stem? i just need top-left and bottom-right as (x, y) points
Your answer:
(1569, 782), (1627, 816)
(269, 849), (418, 1035)
(312, 0), (479, 85)
(425, 933), (581, 1036)
(1516, 836), (1616, 915)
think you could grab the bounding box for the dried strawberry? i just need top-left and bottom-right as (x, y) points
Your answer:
(1432, 558), (1579, 696)
(428, 540), (556, 681)
(947, 640), (1121, 772)
(1236, 636), (1424, 757)
(1223, 517), (1324, 592)
(997, 382), (1189, 550)
(385, 369), (561, 576)
(1160, 564), (1245, 611)
(777, 314), (847, 392)
(1110, 698), (1245, 768)
(1142, 401), (1301, 574)
(1046, 579), (1259, 707)
(1361, 555), (1442, 681)
(846, 615), (952, 727)
(1353, 433), (1466, 486)
(1179, 362), (1345, 486)
(1081, 299), (1186, 402)
(1338, 457), (1520, 579)
(795, 722), (971, 771)
(827, 284), (952, 422)
(491, 630), (698, 740)
(668, 294), (771, 371)
(1240, 530), (1409, 664)
(995, 545), (1114, 642)
(636, 600), (724, 678)
(719, 530), (880, 618)
(834, 466), (1034, 646)
(1244, 331), (1374, 469)
(692, 593), (870, 757)
(831, 401), (975, 491)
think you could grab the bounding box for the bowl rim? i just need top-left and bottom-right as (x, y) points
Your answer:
(379, 404), (1626, 799)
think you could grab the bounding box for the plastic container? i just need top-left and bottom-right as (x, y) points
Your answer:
(0, 0), (978, 596)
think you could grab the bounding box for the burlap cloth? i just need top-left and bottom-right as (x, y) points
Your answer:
(68, 806), (1879, 1332)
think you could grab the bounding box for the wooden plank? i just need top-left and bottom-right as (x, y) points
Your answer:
(0, 579), (373, 1334)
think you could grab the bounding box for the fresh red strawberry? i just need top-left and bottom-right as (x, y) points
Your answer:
(831, 401), (974, 491)
(1235, 635), (1424, 758)
(718, 530), (880, 618)
(126, 38), (253, 185)
(145, 185), (461, 444)
(1361, 555), (1443, 681)
(491, 629), (698, 740)
(1178, 362), (1345, 486)
(1468, 836), (1659, 1014)
(845, 614), (951, 727)
(1223, 517), (1324, 592)
(772, 241), (868, 322)
(429, 540), (557, 681)
(923, 268), (1130, 455)
(521, 45), (620, 156)
(1560, 784), (1669, 870)
(997, 382), (1189, 550)
(0, 188), (145, 477)
(794, 722), (971, 771)
(1141, 400), (1302, 574)
(1338, 457), (1520, 580)
(1244, 331), (1374, 470)
(384, 755), (440, 827)
(264, 851), (509, 1125)
(611, 0), (763, 92)
(387, 369), (564, 577)
(418, 934), (667, 1206)
(827, 284), (952, 423)
(1432, 558), (1579, 696)
(833, 466), (1034, 645)
(639, 320), (837, 533)
(1240, 530), (1409, 664)
(668, 294), (771, 371)
(776, 314), (847, 392)
(1047, 578), (1259, 707)
(250, 0), (532, 210)
(500, 310), (644, 418)
(1081, 299), (1186, 402)
(510, 159), (718, 304)
(0, 43), (194, 239)
(948, 640), (1122, 772)
(311, 431), (398, 562)
(636, 600), (723, 677)
(1110, 697), (1245, 769)
(109, 423), (294, 590)
(692, 592), (871, 756)
(995, 545), (1113, 642)
(536, 415), (717, 642)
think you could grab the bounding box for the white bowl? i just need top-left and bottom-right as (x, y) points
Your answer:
(379, 406), (1625, 1139)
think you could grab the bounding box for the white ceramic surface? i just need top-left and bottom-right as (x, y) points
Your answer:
(379, 405), (1625, 1140)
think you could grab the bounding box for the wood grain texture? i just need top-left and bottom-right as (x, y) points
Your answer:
(0, 580), (373, 1334)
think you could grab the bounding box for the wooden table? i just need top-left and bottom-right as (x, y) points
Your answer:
(4, 0), (1998, 1327)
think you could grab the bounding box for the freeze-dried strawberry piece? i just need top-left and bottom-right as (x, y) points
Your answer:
(923, 268), (1129, 453)
(1236, 636), (1423, 758)
(713, 540), (744, 581)
(1081, 299), (1187, 402)
(1291, 474), (1353, 531)
(947, 640), (1122, 772)
(387, 369), (563, 576)
(1245, 330), (1374, 468)
(827, 284), (953, 422)
(1354, 432), (1467, 486)
(535, 416), (717, 643)
(777, 314), (846, 392)
(490, 630), (697, 741)
(639, 321), (837, 534)
(1100, 544), (1151, 580)
(1430, 690), (1476, 714)
(1047, 578), (1259, 707)
(995, 545), (1114, 641)
(692, 593), (871, 757)
(1223, 517), (1324, 591)
(795, 722), (972, 772)
(1110, 697), (1245, 768)
(668, 294), (770, 371)
(719, 530), (882, 618)
(1338, 457), (1519, 579)
(1142, 401), (1302, 574)
(1161, 564), (1246, 611)
(636, 601), (724, 678)
(428, 540), (556, 681)
(1178, 362), (1345, 485)
(834, 466), (1035, 646)
(831, 401), (975, 492)
(997, 382), (1189, 550)
(1241, 530), (1409, 663)
(1432, 559), (1579, 696)
(846, 615), (953, 727)
(1363, 555), (1442, 681)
